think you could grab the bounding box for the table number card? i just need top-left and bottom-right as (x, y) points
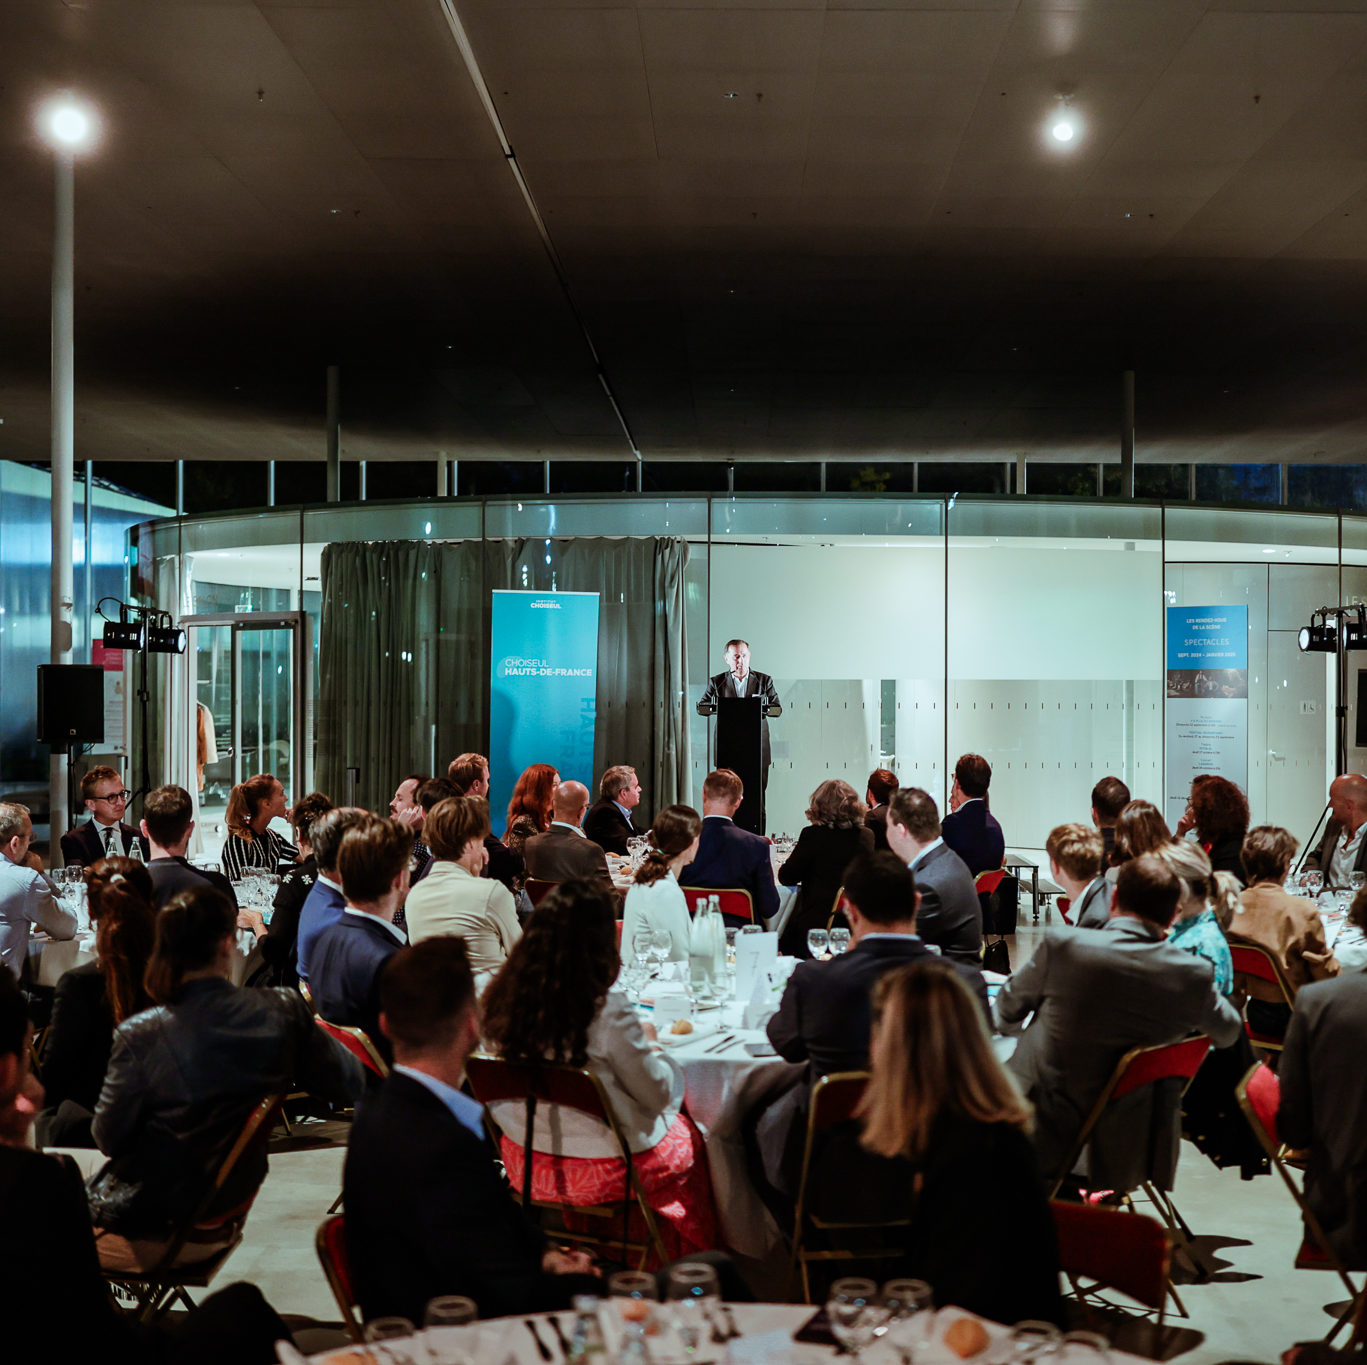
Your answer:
(733, 931), (778, 1005)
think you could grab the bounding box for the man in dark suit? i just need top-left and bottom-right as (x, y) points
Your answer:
(448, 752), (524, 892)
(679, 768), (780, 927)
(940, 753), (1005, 878)
(864, 768), (898, 852)
(141, 784), (237, 911)
(524, 781), (614, 893)
(310, 815), (413, 1063)
(1304, 772), (1367, 889)
(696, 639), (782, 797)
(345, 937), (601, 1323)
(756, 852), (988, 1197)
(59, 764), (149, 867)
(582, 765), (643, 857)
(1090, 776), (1130, 870)
(884, 787), (983, 966)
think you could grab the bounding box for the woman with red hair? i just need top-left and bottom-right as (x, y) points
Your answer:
(503, 763), (559, 863)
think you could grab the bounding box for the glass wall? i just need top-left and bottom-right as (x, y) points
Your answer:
(127, 494), (1367, 856)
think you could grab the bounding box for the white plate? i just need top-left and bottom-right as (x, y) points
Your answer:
(657, 1018), (719, 1046)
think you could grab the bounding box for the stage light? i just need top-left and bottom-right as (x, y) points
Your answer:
(102, 618), (146, 651)
(38, 96), (98, 153)
(147, 625), (187, 655)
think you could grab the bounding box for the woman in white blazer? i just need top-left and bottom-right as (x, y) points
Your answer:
(482, 879), (717, 1258)
(404, 796), (521, 975)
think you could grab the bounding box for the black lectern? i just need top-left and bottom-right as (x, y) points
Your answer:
(716, 696), (765, 834)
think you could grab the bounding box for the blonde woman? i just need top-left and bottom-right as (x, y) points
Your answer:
(859, 960), (1063, 1326)
(1158, 841), (1237, 994)
(778, 778), (874, 957)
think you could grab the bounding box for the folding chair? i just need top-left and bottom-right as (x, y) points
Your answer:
(102, 1094), (284, 1323)
(1236, 1061), (1362, 1342)
(824, 885), (847, 932)
(299, 980), (316, 1012)
(526, 878), (560, 908)
(1047, 1034), (1213, 1308)
(315, 1213), (364, 1342)
(465, 1054), (670, 1270)
(1227, 941), (1296, 1052)
(682, 886), (755, 925)
(789, 1070), (912, 1303)
(1051, 1199), (1172, 1328)
(315, 1016), (390, 1078)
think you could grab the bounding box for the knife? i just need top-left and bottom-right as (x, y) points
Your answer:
(547, 1314), (572, 1356)
(704, 1033), (736, 1054)
(524, 1318), (553, 1360)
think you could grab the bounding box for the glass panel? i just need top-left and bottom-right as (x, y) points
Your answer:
(713, 495), (944, 541)
(1027, 464), (1106, 498)
(1134, 464), (1191, 500)
(1289, 464), (1367, 511)
(827, 462), (920, 494)
(195, 625), (235, 830)
(641, 462), (728, 494)
(482, 497), (710, 539)
(916, 462), (1008, 494)
(1164, 505), (1338, 563)
(458, 462), (544, 496)
(732, 462), (821, 493)
(549, 463), (637, 494)
(301, 501), (483, 545)
(1195, 464), (1281, 505)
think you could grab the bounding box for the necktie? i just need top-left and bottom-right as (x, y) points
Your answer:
(104, 826), (117, 857)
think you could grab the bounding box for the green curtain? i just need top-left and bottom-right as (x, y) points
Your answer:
(317, 537), (690, 818)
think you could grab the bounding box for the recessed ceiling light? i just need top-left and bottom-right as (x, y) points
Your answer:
(1047, 95), (1082, 148)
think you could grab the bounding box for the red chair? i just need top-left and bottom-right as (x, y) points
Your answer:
(1227, 941), (1296, 1051)
(315, 1214), (363, 1342)
(1057, 896), (1073, 925)
(1052, 1200), (1171, 1327)
(974, 868), (1006, 896)
(526, 878), (560, 908)
(682, 886), (754, 924)
(315, 1016), (389, 1078)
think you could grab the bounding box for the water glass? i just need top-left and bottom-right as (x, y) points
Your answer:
(1009, 1320), (1062, 1363)
(739, 924), (763, 935)
(1059, 1331), (1110, 1365)
(424, 1296), (478, 1363)
(665, 1262), (721, 1355)
(807, 928), (830, 959)
(632, 929), (654, 972)
(363, 1316), (423, 1363)
(826, 1278), (886, 1362)
(879, 1279), (934, 1364)
(1352, 871), (1366, 895)
(609, 1269), (659, 1334)
(650, 929), (672, 970)
(1305, 870), (1323, 898)
(829, 928), (851, 954)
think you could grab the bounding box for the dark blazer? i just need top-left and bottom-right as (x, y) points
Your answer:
(940, 799), (1005, 879)
(60, 818), (148, 868)
(147, 856), (237, 912)
(1072, 875), (1112, 930)
(910, 841), (983, 966)
(865, 804), (890, 852)
(308, 911), (405, 1060)
(524, 824), (614, 892)
(257, 855), (315, 986)
(1305, 817), (1367, 887)
(680, 815), (780, 926)
(345, 1072), (597, 1323)
(1204, 834), (1247, 886)
(582, 798), (639, 857)
(485, 835), (525, 895)
(296, 876), (347, 983)
(38, 961), (114, 1125)
(777, 823), (875, 957)
(697, 670), (783, 769)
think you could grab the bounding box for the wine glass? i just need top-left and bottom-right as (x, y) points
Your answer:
(424, 1296), (478, 1363)
(1305, 870), (1323, 898)
(878, 1279), (934, 1365)
(829, 927), (851, 954)
(1009, 1320), (1062, 1364)
(363, 1316), (421, 1364)
(609, 1269), (659, 1336)
(665, 1262), (720, 1355)
(1352, 871), (1366, 895)
(632, 928), (654, 973)
(1059, 1331), (1111, 1365)
(826, 1277), (886, 1362)
(650, 929), (672, 974)
(807, 928), (830, 959)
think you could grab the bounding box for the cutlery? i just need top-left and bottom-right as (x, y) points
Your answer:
(524, 1318), (553, 1360)
(547, 1315), (571, 1355)
(704, 1033), (736, 1054)
(722, 1305), (742, 1340)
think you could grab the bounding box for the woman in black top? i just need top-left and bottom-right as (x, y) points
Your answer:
(38, 858), (157, 1147)
(859, 960), (1064, 1327)
(252, 791), (333, 989)
(220, 772), (298, 880)
(778, 779), (874, 957)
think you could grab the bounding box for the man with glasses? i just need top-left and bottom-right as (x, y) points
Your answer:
(59, 766), (149, 868)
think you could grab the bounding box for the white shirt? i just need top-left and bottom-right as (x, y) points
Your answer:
(1329, 824), (1365, 890)
(342, 906), (407, 944)
(726, 670), (750, 695)
(0, 856), (77, 979)
(621, 871), (692, 964)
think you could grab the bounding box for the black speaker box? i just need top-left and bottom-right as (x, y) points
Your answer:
(37, 664), (105, 747)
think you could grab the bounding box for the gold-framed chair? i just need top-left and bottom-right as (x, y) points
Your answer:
(1227, 941), (1296, 1052)
(315, 1213), (364, 1342)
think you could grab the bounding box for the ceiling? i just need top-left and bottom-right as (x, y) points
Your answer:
(5, 0), (1367, 469)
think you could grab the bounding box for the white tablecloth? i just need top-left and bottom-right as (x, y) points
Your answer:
(27, 927), (256, 988)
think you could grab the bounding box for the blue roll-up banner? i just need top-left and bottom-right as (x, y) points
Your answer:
(489, 590), (600, 819)
(1164, 605), (1249, 828)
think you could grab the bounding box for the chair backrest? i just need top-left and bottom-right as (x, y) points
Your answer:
(1235, 1060), (1281, 1155)
(810, 1071), (870, 1130)
(975, 867), (1007, 895)
(1051, 1200), (1170, 1311)
(205, 1093), (282, 1203)
(1111, 1034), (1212, 1102)
(682, 886), (755, 923)
(825, 885), (847, 931)
(526, 878), (560, 908)
(315, 1214), (363, 1342)
(299, 980), (316, 1012)
(465, 1053), (613, 1128)
(316, 1016), (390, 1077)
(1228, 941), (1296, 1007)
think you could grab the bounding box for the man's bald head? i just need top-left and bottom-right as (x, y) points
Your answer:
(1330, 773), (1367, 833)
(552, 780), (591, 825)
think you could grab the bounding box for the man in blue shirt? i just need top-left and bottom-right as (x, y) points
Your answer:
(296, 806), (369, 982)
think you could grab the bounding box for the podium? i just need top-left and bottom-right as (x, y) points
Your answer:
(716, 696), (765, 834)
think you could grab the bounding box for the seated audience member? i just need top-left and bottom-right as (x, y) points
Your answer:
(1279, 958), (1367, 1268)
(0, 802), (76, 979)
(90, 886), (363, 1270)
(884, 788), (983, 965)
(1108, 799), (1171, 875)
(449, 753), (524, 893)
(1336, 885), (1367, 971)
(994, 855), (1242, 1193)
(1189, 775), (1251, 884)
(0, 970), (292, 1363)
(860, 961), (1064, 1327)
(253, 790), (332, 988)
(308, 816), (413, 1059)
(37, 858), (157, 1147)
(389, 771), (431, 889)
(405, 796), (521, 975)
(940, 753), (1005, 878)
(1228, 826), (1338, 1039)
(483, 880), (716, 1259)
(1305, 773), (1367, 891)
(524, 781), (615, 893)
(142, 784), (238, 911)
(583, 765), (643, 856)
(60, 764), (149, 866)
(679, 768), (780, 927)
(758, 853), (990, 1201)
(620, 806), (702, 965)
(777, 779), (875, 958)
(295, 806), (371, 983)
(1159, 841), (1237, 996)
(220, 773), (298, 880)
(344, 936), (601, 1323)
(1044, 824), (1108, 930)
(411, 778), (457, 886)
(864, 768), (899, 853)
(504, 763), (559, 862)
(1090, 776), (1131, 869)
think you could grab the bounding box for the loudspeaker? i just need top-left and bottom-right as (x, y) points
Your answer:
(37, 664), (105, 747)
(1358, 670), (1367, 750)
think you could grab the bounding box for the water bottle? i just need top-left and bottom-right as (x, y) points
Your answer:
(617, 1323), (650, 1365)
(127, 838), (145, 866)
(689, 896), (719, 1002)
(708, 895), (728, 982)
(567, 1295), (607, 1363)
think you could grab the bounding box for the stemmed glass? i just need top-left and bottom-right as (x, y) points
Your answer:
(1059, 1331), (1111, 1365)
(1009, 1320), (1063, 1364)
(664, 1262), (721, 1355)
(424, 1296), (477, 1363)
(828, 927), (851, 955)
(807, 928), (830, 959)
(1305, 870), (1324, 898)
(650, 929), (672, 977)
(877, 1278), (934, 1365)
(609, 1269), (659, 1337)
(1352, 871), (1366, 896)
(826, 1278), (887, 1363)
(363, 1316), (422, 1364)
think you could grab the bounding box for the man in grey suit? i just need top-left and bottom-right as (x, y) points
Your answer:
(1044, 823), (1108, 929)
(523, 781), (614, 895)
(884, 787), (983, 966)
(995, 854), (1242, 1194)
(1279, 967), (1367, 1267)
(1303, 773), (1367, 889)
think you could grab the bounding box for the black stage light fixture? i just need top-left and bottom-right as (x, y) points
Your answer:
(102, 617), (146, 651)
(146, 624), (187, 654)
